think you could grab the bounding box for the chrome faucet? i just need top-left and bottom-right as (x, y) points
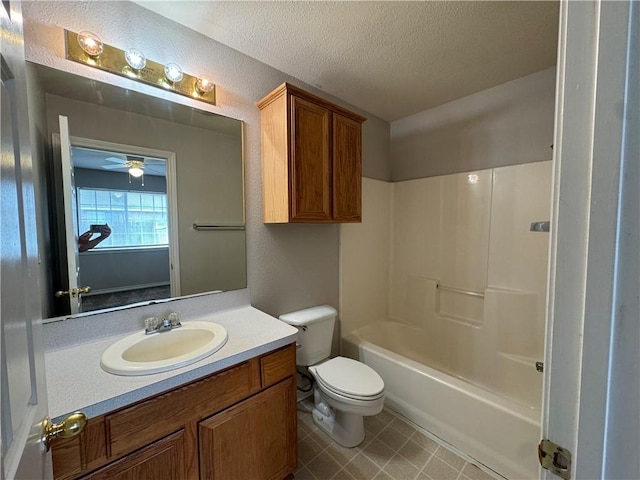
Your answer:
(144, 313), (182, 335)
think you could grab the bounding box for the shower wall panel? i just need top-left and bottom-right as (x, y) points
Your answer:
(340, 178), (392, 335)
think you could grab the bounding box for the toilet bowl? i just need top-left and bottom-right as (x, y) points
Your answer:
(308, 356), (385, 447)
(279, 305), (385, 447)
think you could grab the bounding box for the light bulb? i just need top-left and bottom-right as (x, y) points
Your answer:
(129, 167), (144, 178)
(195, 75), (214, 94)
(125, 48), (146, 70)
(164, 63), (183, 83)
(77, 31), (103, 57)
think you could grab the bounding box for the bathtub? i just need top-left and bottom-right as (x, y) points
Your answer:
(343, 321), (541, 480)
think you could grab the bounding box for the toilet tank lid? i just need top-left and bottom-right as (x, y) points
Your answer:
(279, 305), (337, 326)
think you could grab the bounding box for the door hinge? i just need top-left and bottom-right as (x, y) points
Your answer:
(538, 439), (572, 479)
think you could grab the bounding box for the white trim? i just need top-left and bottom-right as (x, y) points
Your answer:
(165, 148), (181, 297)
(602, 1), (639, 478)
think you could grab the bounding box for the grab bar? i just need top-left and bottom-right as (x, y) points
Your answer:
(192, 223), (245, 231)
(436, 284), (485, 298)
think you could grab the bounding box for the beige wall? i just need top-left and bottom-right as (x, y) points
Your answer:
(390, 68), (556, 181)
(23, 1), (391, 319)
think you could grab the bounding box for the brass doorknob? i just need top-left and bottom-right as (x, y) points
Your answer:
(42, 411), (87, 451)
(55, 286), (91, 298)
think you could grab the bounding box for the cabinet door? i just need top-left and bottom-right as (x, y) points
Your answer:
(290, 95), (332, 221)
(80, 430), (185, 480)
(332, 113), (362, 222)
(199, 378), (296, 480)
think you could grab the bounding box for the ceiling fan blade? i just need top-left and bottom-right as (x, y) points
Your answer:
(146, 166), (166, 175)
(104, 156), (127, 164)
(102, 164), (128, 170)
(144, 159), (166, 165)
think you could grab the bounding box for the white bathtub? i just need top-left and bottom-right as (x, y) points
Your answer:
(343, 322), (541, 480)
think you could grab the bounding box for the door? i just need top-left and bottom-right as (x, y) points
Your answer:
(1, 1), (52, 478)
(58, 115), (82, 315)
(543, 1), (638, 479)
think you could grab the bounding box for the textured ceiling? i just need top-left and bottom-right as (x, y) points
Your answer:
(135, 1), (559, 122)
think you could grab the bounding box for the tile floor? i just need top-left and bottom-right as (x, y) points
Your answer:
(295, 400), (499, 480)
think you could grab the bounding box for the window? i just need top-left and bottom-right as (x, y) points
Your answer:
(76, 188), (168, 248)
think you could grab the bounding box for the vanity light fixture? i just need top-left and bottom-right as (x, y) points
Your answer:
(65, 29), (216, 106)
(77, 31), (104, 57)
(195, 75), (214, 95)
(124, 48), (147, 71)
(164, 63), (184, 83)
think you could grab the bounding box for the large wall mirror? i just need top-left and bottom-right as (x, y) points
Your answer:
(28, 63), (246, 319)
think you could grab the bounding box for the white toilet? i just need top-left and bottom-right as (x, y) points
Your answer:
(280, 305), (385, 447)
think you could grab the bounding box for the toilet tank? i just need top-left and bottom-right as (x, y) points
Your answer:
(279, 305), (337, 366)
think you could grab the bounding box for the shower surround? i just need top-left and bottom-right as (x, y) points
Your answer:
(340, 161), (552, 478)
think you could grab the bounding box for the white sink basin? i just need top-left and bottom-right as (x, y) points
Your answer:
(100, 321), (228, 376)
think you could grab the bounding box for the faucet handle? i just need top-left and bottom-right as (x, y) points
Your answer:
(144, 316), (159, 332)
(167, 312), (181, 326)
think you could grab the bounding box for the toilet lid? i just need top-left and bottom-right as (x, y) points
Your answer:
(313, 357), (384, 398)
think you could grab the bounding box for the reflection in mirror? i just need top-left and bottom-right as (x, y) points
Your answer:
(71, 144), (175, 313)
(28, 62), (246, 319)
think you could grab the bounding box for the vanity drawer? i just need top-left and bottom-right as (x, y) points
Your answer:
(80, 430), (185, 480)
(260, 343), (296, 388)
(105, 360), (259, 458)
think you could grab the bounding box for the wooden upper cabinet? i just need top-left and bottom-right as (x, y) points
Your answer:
(290, 96), (332, 221)
(258, 83), (366, 223)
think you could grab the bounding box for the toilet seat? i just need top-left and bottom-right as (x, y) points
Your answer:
(311, 357), (384, 401)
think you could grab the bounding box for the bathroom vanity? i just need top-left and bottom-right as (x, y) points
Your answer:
(45, 302), (298, 480)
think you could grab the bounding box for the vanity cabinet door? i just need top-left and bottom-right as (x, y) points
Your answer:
(80, 430), (185, 480)
(199, 377), (297, 480)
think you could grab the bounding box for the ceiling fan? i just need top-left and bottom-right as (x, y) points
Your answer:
(101, 155), (166, 176)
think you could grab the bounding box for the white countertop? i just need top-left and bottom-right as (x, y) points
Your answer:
(45, 305), (297, 421)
